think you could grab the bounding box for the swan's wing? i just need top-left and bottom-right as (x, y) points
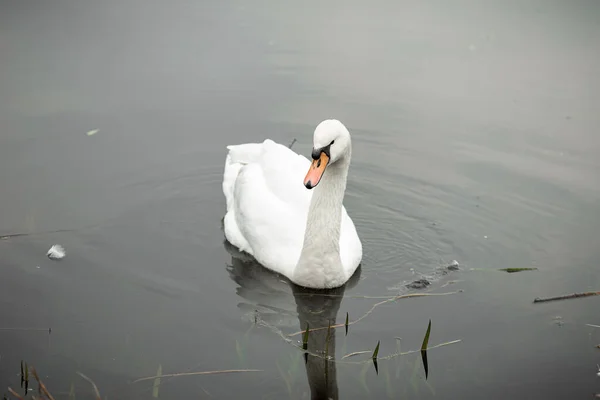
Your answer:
(256, 139), (312, 206)
(223, 140), (310, 208)
(223, 140), (313, 279)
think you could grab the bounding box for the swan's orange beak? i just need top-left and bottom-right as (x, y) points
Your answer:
(304, 152), (329, 189)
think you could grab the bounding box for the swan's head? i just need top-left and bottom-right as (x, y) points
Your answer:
(304, 119), (351, 189)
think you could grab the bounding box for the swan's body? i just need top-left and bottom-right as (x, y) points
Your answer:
(222, 119), (362, 289)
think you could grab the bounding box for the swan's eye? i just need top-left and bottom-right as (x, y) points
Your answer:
(330, 140), (335, 145)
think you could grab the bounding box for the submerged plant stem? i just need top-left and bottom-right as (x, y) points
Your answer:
(31, 367), (56, 400)
(76, 372), (101, 400)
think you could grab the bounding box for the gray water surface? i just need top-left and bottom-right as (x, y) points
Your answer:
(1, 0), (600, 399)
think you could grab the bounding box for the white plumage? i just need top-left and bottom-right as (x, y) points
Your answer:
(47, 244), (66, 260)
(222, 119), (362, 289)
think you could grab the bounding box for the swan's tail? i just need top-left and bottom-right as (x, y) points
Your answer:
(222, 142), (265, 212)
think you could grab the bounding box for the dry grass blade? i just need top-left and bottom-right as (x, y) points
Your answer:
(371, 341), (380, 375)
(30, 367), (55, 400)
(372, 341), (380, 360)
(325, 321), (332, 359)
(152, 364), (162, 398)
(345, 312), (349, 336)
(302, 322), (309, 351)
(421, 320), (432, 351)
(132, 369), (263, 384)
(76, 372), (101, 400)
(7, 388), (24, 400)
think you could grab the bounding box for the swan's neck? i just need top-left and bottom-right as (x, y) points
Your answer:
(294, 152), (350, 289)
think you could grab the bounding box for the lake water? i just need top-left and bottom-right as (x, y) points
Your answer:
(1, 0), (599, 399)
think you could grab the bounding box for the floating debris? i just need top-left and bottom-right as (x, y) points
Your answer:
(447, 260), (460, 271)
(499, 267), (538, 273)
(534, 291), (600, 304)
(47, 245), (66, 260)
(86, 129), (99, 136)
(406, 279), (431, 289)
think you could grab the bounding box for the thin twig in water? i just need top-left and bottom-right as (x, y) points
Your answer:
(309, 340), (462, 365)
(7, 388), (24, 400)
(0, 328), (50, 331)
(258, 310), (462, 365)
(288, 291), (461, 337)
(441, 280), (462, 288)
(365, 340), (461, 362)
(341, 351), (371, 359)
(288, 138), (297, 149)
(76, 372), (101, 400)
(132, 369), (263, 384)
(586, 324), (600, 329)
(0, 228), (80, 240)
(533, 292), (600, 303)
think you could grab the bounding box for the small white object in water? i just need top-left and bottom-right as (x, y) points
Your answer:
(86, 129), (99, 136)
(448, 260), (460, 270)
(47, 244), (66, 260)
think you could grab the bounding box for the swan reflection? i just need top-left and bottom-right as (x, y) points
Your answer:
(224, 240), (362, 400)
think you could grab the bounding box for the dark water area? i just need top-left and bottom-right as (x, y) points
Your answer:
(1, 0), (599, 399)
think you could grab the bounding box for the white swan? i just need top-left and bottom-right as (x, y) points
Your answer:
(222, 119), (362, 289)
